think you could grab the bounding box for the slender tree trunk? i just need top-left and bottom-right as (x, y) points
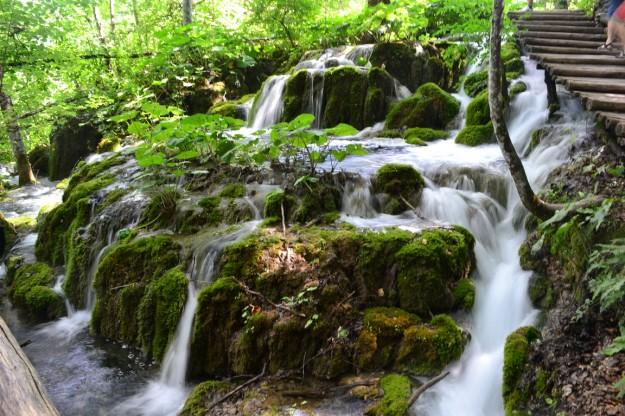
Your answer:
(131, 0), (140, 27)
(93, 6), (112, 69)
(109, 0), (116, 39)
(183, 0), (193, 25)
(0, 89), (35, 186)
(489, 0), (555, 220)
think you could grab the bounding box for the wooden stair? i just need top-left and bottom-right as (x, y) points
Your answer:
(511, 9), (625, 139)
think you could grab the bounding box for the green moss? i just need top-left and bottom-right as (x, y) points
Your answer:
(367, 374), (411, 416)
(464, 70), (488, 98)
(263, 189), (296, 220)
(395, 314), (466, 375)
(505, 58), (524, 77)
(282, 69), (310, 122)
(403, 127), (448, 144)
(364, 307), (421, 337)
(219, 183), (246, 199)
(190, 277), (247, 376)
(379, 129), (403, 138)
(5, 255), (24, 286)
(528, 274), (554, 310)
(9, 262), (64, 322)
(455, 123), (495, 146)
(501, 43), (521, 63)
(503, 326), (541, 416)
(140, 188), (180, 230)
(396, 226), (475, 315)
(97, 136), (121, 153)
(229, 311), (277, 374)
(63, 229), (91, 308)
(138, 267), (188, 361)
(454, 278), (475, 310)
(466, 92), (490, 126)
(385, 83), (460, 130)
(292, 183), (341, 224)
(63, 155), (124, 200)
(91, 235), (182, 346)
(375, 163), (424, 196)
(209, 102), (244, 119)
(0, 213), (17, 256)
(510, 82), (527, 98)
(178, 196), (224, 234)
(323, 66), (369, 129)
(7, 216), (36, 233)
(179, 380), (232, 416)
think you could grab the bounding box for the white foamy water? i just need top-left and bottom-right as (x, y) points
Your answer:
(335, 58), (589, 416)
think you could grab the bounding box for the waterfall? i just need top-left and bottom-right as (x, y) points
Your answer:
(248, 75), (289, 129)
(115, 220), (260, 416)
(342, 179), (377, 218)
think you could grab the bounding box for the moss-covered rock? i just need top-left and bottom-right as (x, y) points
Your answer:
(528, 274), (554, 310)
(403, 127), (448, 144)
(179, 380), (232, 416)
(385, 83), (460, 130)
(91, 235), (182, 349)
(138, 267), (188, 361)
(466, 92), (490, 126)
(373, 164), (425, 214)
(464, 70), (488, 98)
(454, 278), (476, 310)
(366, 373), (411, 416)
(455, 123), (495, 146)
(97, 136), (121, 153)
(370, 42), (447, 91)
(190, 277), (247, 376)
(505, 58), (524, 77)
(0, 212), (17, 257)
(49, 115), (103, 180)
(219, 183), (246, 199)
(510, 82), (527, 98)
(5, 255), (24, 286)
(28, 144), (50, 177)
(140, 188), (180, 230)
(322, 66), (369, 129)
(9, 262), (64, 322)
(503, 326), (541, 416)
(395, 315), (466, 375)
(396, 227), (475, 315)
(501, 43), (521, 63)
(282, 69), (311, 122)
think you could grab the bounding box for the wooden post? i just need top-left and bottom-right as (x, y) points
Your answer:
(544, 71), (559, 108)
(0, 316), (60, 416)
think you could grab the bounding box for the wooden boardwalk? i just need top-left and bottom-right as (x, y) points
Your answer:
(510, 10), (625, 138)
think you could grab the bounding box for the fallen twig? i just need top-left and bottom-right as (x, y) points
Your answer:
(234, 278), (306, 318)
(208, 364), (267, 411)
(407, 371), (450, 407)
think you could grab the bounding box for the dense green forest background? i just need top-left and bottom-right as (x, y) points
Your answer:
(0, 0), (592, 165)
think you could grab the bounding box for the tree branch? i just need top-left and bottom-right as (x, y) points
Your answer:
(234, 278), (306, 318)
(407, 371), (450, 407)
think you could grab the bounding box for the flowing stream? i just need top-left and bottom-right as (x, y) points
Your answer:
(0, 50), (593, 416)
(115, 220), (261, 416)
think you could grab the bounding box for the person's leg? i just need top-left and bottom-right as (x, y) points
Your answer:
(528, 0), (533, 10)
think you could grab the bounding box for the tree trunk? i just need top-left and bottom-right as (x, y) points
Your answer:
(489, 0), (555, 220)
(183, 0), (193, 25)
(92, 6), (112, 69)
(555, 0), (568, 9)
(109, 0), (116, 39)
(0, 88), (35, 186)
(131, 0), (140, 26)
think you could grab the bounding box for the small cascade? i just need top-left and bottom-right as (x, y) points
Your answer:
(341, 179), (377, 218)
(116, 220), (260, 416)
(248, 75), (289, 129)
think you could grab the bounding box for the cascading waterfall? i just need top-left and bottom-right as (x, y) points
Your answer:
(115, 220), (260, 416)
(334, 58), (588, 415)
(248, 75), (289, 129)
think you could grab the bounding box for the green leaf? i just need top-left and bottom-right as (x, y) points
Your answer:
(324, 123), (359, 136)
(174, 150), (200, 161)
(128, 121), (149, 137)
(288, 113), (315, 130)
(110, 111), (138, 123)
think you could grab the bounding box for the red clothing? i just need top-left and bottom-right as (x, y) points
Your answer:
(616, 2), (625, 21)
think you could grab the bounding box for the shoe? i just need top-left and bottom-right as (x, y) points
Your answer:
(617, 51), (625, 58)
(521, 6), (533, 11)
(598, 42), (615, 50)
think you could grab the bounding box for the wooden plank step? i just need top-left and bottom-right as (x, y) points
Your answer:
(510, 10), (587, 16)
(517, 25), (605, 34)
(521, 38), (607, 48)
(530, 53), (625, 65)
(525, 45), (620, 55)
(518, 31), (606, 41)
(597, 112), (625, 134)
(515, 20), (598, 27)
(547, 63), (625, 77)
(576, 92), (625, 111)
(510, 14), (594, 21)
(556, 77), (625, 94)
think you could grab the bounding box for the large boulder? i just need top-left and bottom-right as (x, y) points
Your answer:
(49, 115), (103, 180)
(385, 83), (460, 130)
(8, 262), (65, 323)
(27, 144), (50, 177)
(0, 212), (17, 258)
(370, 42), (447, 91)
(281, 66), (395, 129)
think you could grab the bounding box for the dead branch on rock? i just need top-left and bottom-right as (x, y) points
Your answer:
(234, 278), (306, 318)
(207, 364), (267, 411)
(407, 371), (450, 407)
